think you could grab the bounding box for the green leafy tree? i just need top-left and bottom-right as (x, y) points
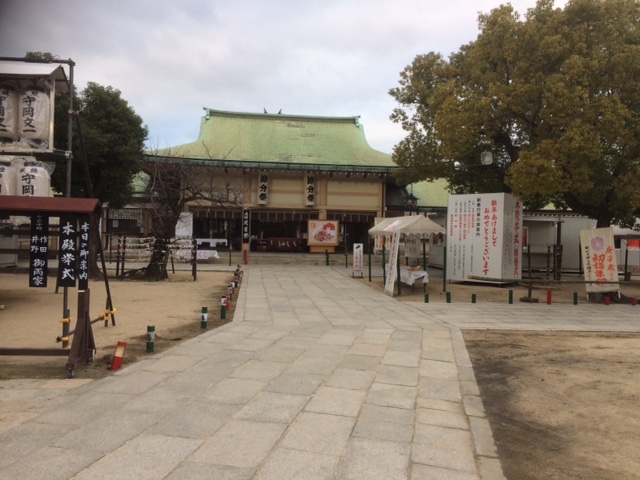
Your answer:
(50, 82), (148, 207)
(389, 0), (640, 227)
(26, 53), (148, 206)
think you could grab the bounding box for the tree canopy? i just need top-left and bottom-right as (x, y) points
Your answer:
(389, 0), (640, 227)
(25, 52), (148, 208)
(53, 82), (148, 208)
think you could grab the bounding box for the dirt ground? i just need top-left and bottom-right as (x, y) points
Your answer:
(0, 270), (236, 380)
(2, 269), (640, 479)
(464, 330), (640, 480)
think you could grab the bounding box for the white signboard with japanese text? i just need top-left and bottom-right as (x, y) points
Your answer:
(384, 232), (401, 296)
(580, 227), (619, 293)
(446, 193), (523, 283)
(352, 243), (363, 278)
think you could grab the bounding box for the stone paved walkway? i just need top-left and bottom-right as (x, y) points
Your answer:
(1, 265), (639, 479)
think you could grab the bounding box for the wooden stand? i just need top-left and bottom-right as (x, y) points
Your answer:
(310, 246), (336, 254)
(65, 289), (97, 377)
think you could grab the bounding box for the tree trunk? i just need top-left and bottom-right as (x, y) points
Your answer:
(88, 234), (103, 278)
(143, 239), (169, 281)
(595, 214), (613, 229)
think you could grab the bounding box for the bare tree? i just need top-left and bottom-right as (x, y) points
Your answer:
(141, 146), (242, 280)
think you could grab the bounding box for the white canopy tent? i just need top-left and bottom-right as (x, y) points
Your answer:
(368, 215), (445, 296)
(368, 215), (445, 237)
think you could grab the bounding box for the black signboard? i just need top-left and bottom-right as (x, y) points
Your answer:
(78, 216), (90, 290)
(29, 213), (49, 288)
(306, 176), (316, 205)
(57, 214), (78, 288)
(242, 209), (251, 243)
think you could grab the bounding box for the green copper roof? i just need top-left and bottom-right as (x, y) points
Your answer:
(410, 178), (450, 208)
(158, 108), (395, 168)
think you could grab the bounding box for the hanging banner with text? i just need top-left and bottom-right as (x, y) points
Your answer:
(242, 209), (251, 243)
(305, 175), (316, 206)
(29, 213), (49, 288)
(579, 227), (619, 294)
(258, 174), (269, 205)
(78, 216), (91, 290)
(57, 214), (78, 288)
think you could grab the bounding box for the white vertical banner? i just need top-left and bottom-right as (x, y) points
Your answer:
(305, 175), (316, 206)
(384, 232), (401, 296)
(258, 174), (269, 205)
(580, 227), (619, 294)
(352, 243), (363, 278)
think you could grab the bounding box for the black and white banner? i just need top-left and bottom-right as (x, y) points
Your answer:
(29, 213), (49, 288)
(258, 174), (269, 205)
(305, 175), (316, 206)
(242, 209), (251, 243)
(57, 215), (78, 288)
(78, 216), (91, 290)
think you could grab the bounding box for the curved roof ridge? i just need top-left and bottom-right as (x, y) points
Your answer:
(203, 108), (360, 124)
(155, 108), (394, 168)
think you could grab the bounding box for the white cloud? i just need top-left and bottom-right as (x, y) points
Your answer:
(0, 0), (567, 153)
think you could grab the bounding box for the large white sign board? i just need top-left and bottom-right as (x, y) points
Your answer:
(447, 193), (523, 283)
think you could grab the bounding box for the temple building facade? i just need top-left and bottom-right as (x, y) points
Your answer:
(143, 108), (403, 253)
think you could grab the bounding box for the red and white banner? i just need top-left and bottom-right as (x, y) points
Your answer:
(580, 227), (619, 293)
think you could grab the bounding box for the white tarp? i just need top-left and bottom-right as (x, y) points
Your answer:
(368, 215), (445, 237)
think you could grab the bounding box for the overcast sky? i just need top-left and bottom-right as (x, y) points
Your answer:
(0, 0), (566, 154)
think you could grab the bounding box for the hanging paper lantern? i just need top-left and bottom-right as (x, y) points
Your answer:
(0, 156), (17, 195)
(0, 87), (19, 140)
(19, 89), (50, 140)
(18, 161), (51, 197)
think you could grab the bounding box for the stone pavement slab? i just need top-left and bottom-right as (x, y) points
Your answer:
(2, 265), (639, 479)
